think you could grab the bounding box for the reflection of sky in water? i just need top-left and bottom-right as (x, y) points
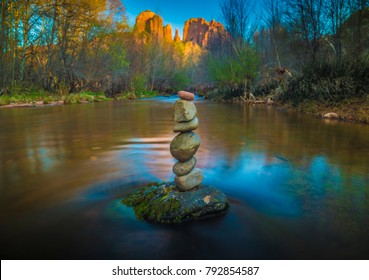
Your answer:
(203, 151), (301, 217)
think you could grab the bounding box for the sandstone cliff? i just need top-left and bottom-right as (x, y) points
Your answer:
(163, 24), (173, 42)
(134, 11), (227, 48)
(174, 29), (181, 42)
(135, 10), (173, 42)
(183, 18), (226, 47)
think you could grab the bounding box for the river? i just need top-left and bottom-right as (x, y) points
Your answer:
(1, 97), (369, 259)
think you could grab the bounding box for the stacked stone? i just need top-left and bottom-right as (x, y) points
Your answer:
(170, 91), (203, 191)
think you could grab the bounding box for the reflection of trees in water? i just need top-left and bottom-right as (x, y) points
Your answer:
(196, 101), (369, 245)
(0, 101), (177, 210)
(197, 102), (369, 176)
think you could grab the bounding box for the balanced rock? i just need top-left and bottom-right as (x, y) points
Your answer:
(178, 90), (195, 101)
(175, 168), (204, 191)
(173, 117), (198, 132)
(170, 132), (200, 162)
(173, 157), (197, 176)
(174, 100), (197, 122)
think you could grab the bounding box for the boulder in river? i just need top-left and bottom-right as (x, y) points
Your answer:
(174, 100), (197, 122)
(122, 182), (229, 223)
(170, 131), (201, 162)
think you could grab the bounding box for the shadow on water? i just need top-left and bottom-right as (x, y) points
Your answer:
(1, 97), (369, 259)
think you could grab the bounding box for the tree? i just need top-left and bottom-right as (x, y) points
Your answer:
(285, 0), (327, 62)
(211, 0), (260, 99)
(220, 0), (258, 42)
(325, 0), (350, 60)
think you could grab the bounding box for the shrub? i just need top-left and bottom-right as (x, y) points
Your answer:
(282, 58), (369, 105)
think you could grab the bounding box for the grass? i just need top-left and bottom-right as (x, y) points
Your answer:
(62, 91), (111, 104)
(118, 90), (159, 100)
(0, 88), (112, 106)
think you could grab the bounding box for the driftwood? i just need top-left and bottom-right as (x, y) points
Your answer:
(240, 96), (266, 104)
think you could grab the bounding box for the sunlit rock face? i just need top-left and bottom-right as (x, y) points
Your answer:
(134, 11), (227, 47)
(135, 10), (172, 42)
(174, 28), (181, 42)
(183, 18), (226, 47)
(163, 24), (173, 42)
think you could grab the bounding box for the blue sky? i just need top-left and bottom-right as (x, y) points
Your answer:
(122, 0), (223, 38)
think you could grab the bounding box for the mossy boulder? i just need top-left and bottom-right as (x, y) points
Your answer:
(122, 183), (229, 223)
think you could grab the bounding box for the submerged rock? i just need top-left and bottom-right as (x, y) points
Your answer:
(173, 157), (197, 176)
(174, 100), (197, 122)
(170, 132), (201, 162)
(122, 183), (229, 223)
(173, 117), (198, 132)
(175, 168), (203, 191)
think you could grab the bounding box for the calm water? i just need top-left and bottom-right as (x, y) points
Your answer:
(1, 97), (369, 259)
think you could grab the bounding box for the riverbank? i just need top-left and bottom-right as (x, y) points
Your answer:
(0, 91), (112, 108)
(0, 89), (163, 109)
(204, 91), (369, 124)
(281, 97), (369, 124)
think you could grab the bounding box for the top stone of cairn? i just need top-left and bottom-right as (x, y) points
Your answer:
(178, 91), (195, 101)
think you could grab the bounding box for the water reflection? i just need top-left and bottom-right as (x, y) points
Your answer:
(0, 98), (369, 259)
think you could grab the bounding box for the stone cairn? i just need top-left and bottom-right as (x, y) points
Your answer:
(122, 90), (229, 223)
(170, 91), (203, 191)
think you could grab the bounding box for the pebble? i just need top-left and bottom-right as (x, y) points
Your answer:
(173, 117), (198, 132)
(170, 132), (201, 162)
(178, 91), (195, 101)
(173, 157), (197, 176)
(174, 100), (197, 122)
(175, 168), (204, 191)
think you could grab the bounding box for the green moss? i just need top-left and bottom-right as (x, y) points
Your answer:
(123, 183), (229, 224)
(122, 183), (184, 223)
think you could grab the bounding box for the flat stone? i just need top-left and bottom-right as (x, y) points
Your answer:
(170, 132), (201, 162)
(173, 157), (197, 176)
(173, 117), (198, 132)
(122, 183), (229, 223)
(174, 100), (197, 122)
(175, 168), (203, 191)
(178, 91), (195, 101)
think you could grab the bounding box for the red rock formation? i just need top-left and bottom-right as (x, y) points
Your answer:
(135, 11), (156, 34)
(183, 18), (226, 47)
(174, 28), (181, 42)
(134, 11), (226, 47)
(135, 10), (172, 41)
(163, 25), (172, 42)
